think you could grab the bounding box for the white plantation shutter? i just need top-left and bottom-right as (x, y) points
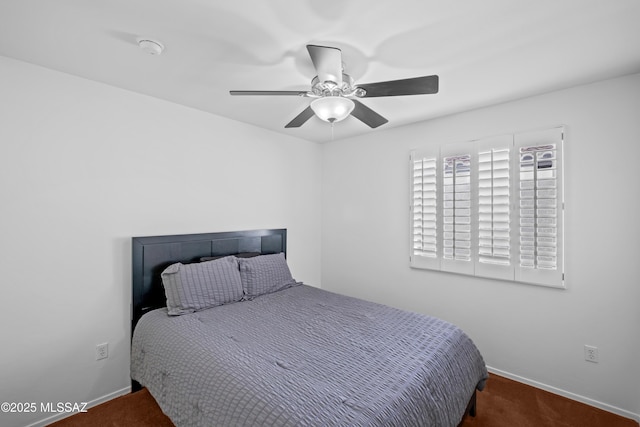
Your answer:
(475, 135), (514, 281)
(440, 143), (474, 275)
(442, 155), (472, 261)
(410, 150), (440, 270)
(410, 126), (564, 288)
(514, 127), (564, 287)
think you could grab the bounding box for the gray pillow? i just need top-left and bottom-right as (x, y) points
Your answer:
(199, 252), (261, 262)
(238, 253), (297, 299)
(161, 256), (243, 315)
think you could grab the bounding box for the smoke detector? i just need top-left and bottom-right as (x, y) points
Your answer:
(137, 38), (164, 55)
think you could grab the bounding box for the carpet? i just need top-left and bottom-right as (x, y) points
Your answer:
(459, 374), (637, 427)
(49, 373), (638, 427)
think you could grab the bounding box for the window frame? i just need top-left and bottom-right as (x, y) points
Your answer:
(409, 126), (565, 288)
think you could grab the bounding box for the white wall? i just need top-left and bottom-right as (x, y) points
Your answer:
(0, 56), (322, 427)
(2, 53), (638, 426)
(322, 73), (640, 419)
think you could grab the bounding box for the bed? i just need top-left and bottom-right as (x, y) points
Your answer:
(130, 229), (488, 427)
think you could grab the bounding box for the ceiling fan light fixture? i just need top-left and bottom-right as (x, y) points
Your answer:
(310, 96), (354, 123)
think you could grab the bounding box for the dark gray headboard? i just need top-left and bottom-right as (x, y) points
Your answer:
(131, 229), (287, 333)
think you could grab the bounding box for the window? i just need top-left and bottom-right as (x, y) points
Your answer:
(409, 126), (564, 288)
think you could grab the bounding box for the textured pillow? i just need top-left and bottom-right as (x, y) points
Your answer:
(199, 252), (261, 262)
(161, 256), (243, 315)
(238, 252), (297, 299)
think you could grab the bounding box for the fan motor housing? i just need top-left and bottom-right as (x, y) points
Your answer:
(311, 74), (361, 98)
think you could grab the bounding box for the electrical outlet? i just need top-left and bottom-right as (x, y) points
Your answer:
(584, 345), (598, 363)
(96, 343), (109, 360)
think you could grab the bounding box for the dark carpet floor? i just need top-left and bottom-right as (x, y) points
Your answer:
(49, 373), (638, 427)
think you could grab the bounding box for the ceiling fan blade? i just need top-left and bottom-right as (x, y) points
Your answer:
(307, 45), (343, 85)
(357, 75), (439, 97)
(284, 106), (315, 128)
(230, 90), (308, 96)
(350, 100), (388, 128)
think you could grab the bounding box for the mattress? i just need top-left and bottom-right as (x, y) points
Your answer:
(131, 284), (487, 427)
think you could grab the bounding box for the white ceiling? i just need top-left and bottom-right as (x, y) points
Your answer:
(1, 0), (639, 143)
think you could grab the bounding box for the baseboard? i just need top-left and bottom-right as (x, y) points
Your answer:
(487, 366), (640, 423)
(23, 386), (132, 427)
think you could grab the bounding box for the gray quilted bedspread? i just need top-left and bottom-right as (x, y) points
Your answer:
(131, 285), (487, 427)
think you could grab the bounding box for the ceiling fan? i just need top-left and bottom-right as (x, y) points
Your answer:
(230, 45), (439, 129)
